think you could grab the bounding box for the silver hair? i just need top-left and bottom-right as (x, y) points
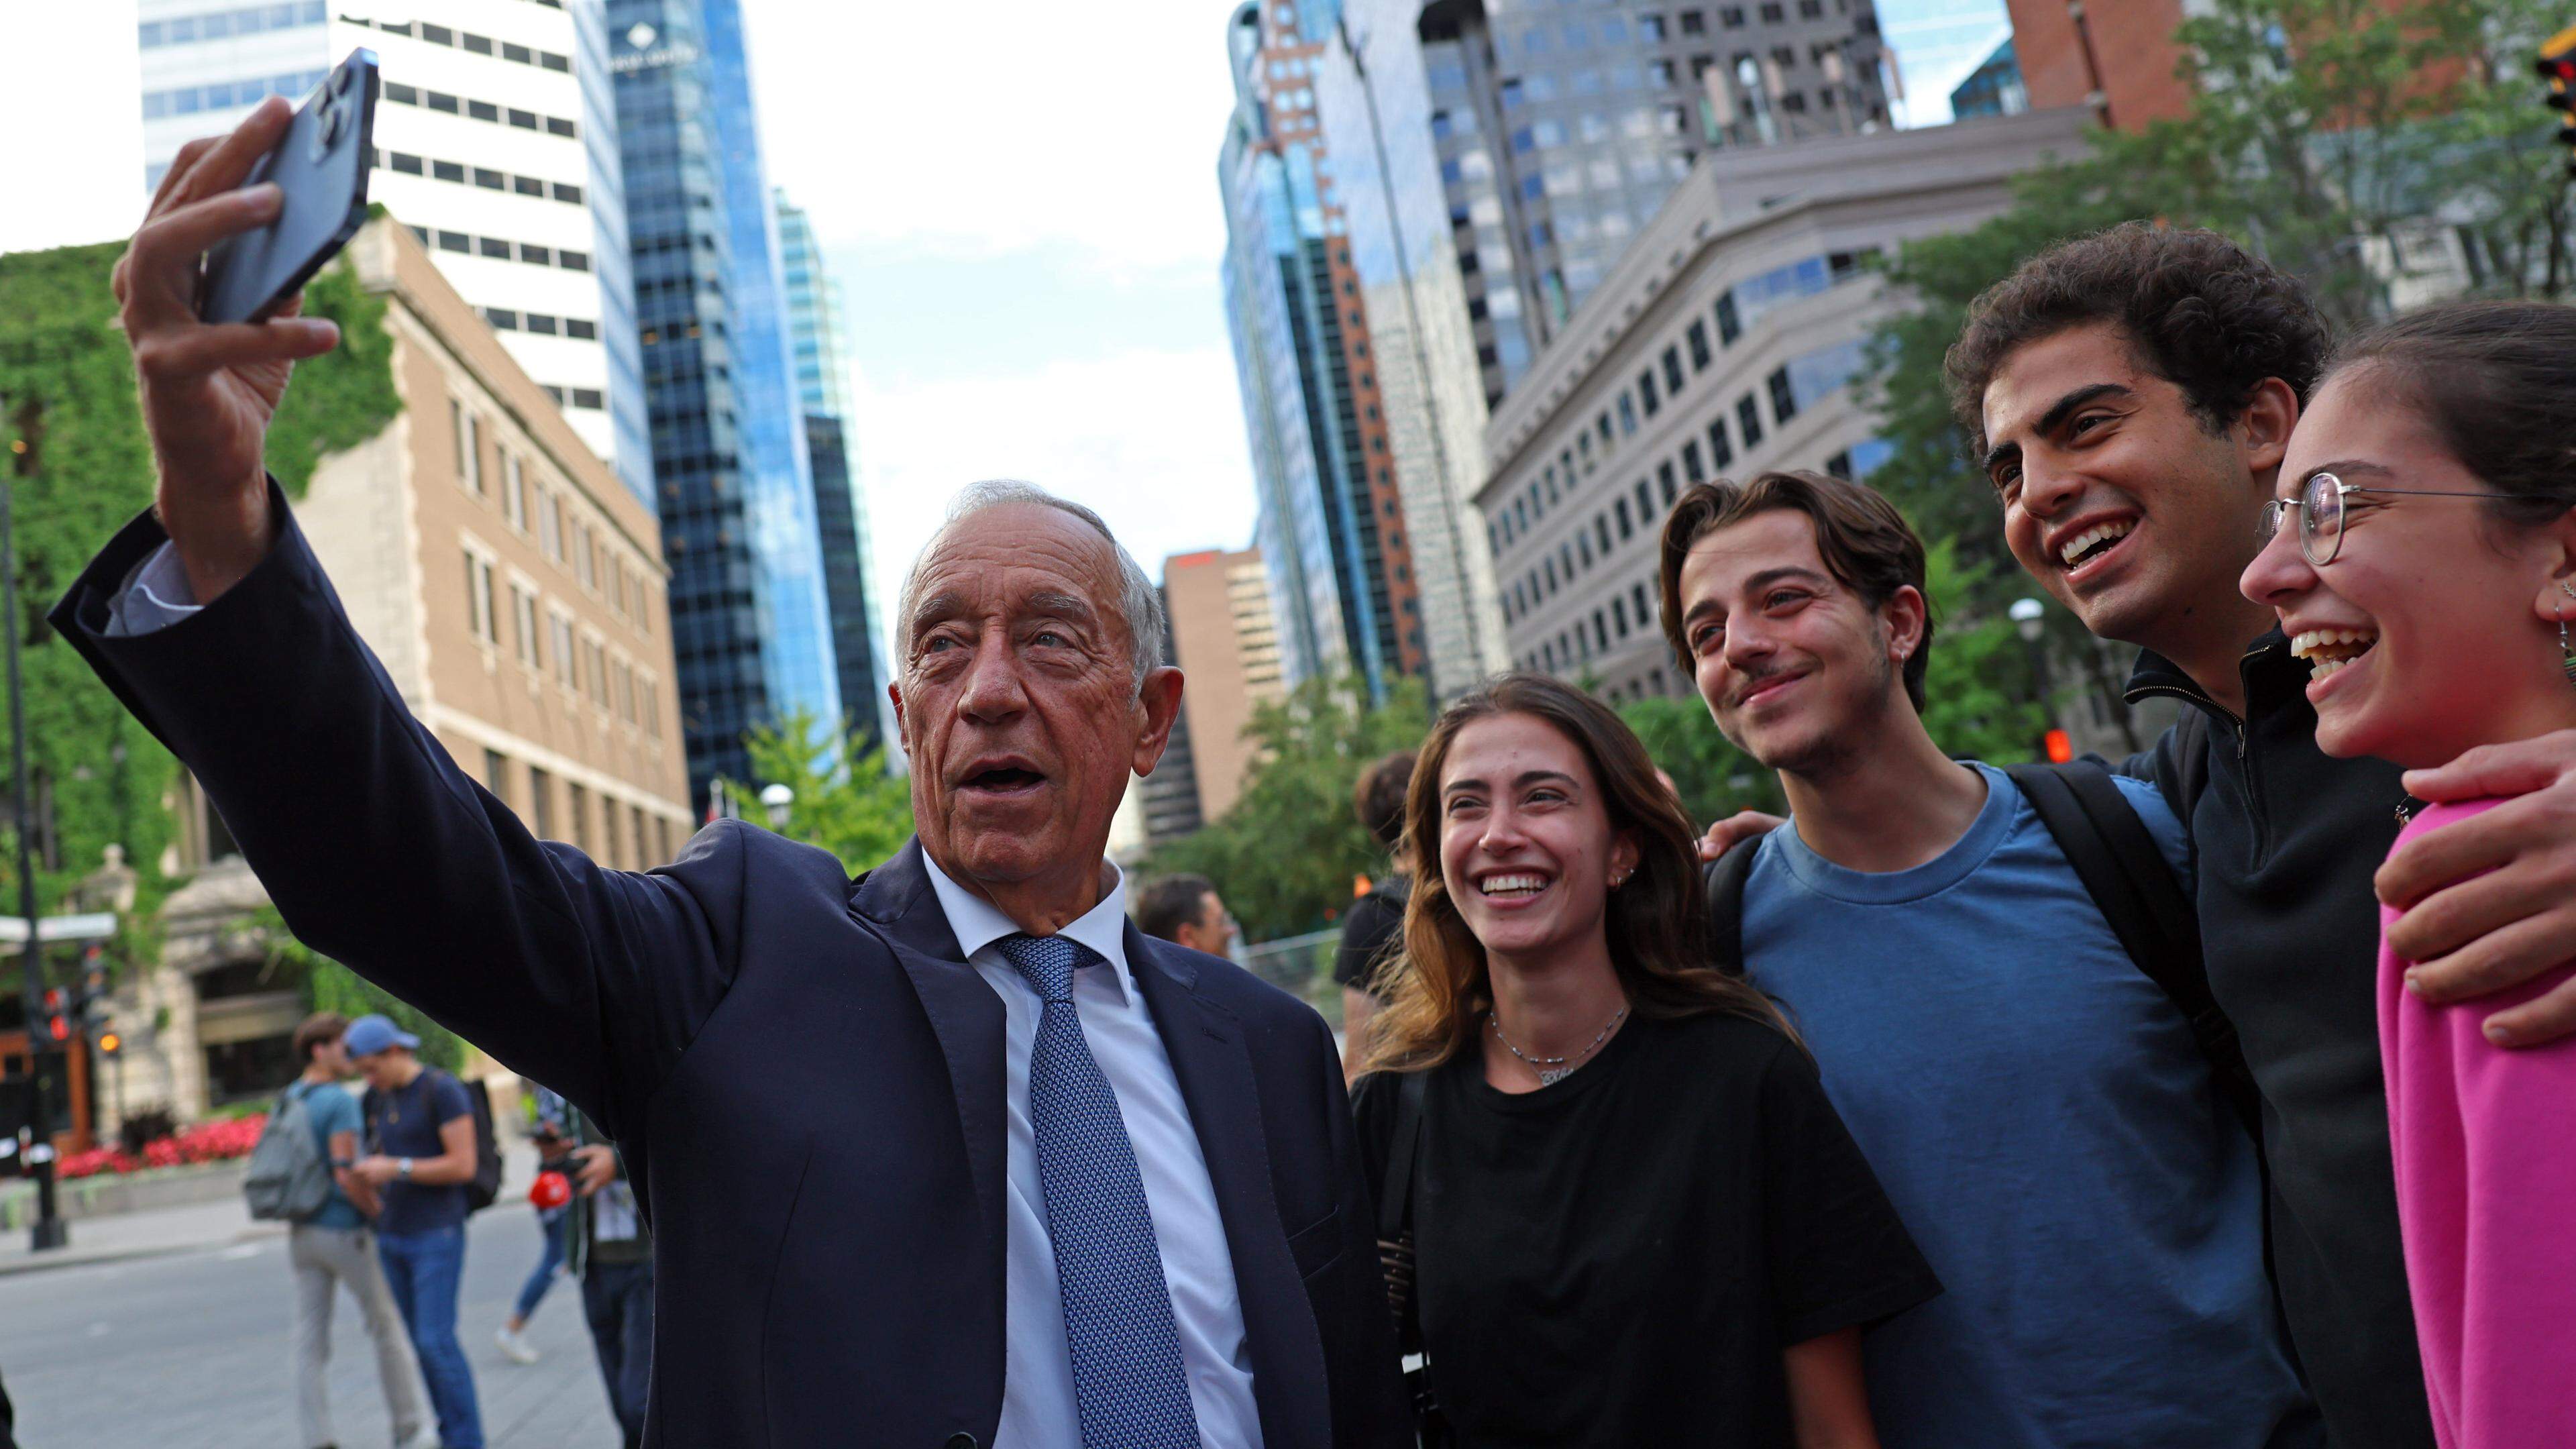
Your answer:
(895, 480), (1168, 696)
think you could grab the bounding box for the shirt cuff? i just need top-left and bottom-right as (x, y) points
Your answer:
(103, 542), (205, 638)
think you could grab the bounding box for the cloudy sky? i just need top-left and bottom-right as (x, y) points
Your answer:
(0, 0), (2006, 626)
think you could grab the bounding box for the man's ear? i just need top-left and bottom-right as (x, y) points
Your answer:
(2528, 508), (2576, 629)
(888, 678), (908, 739)
(1882, 584), (1931, 666)
(1131, 666), (1186, 778)
(2240, 376), (2301, 480)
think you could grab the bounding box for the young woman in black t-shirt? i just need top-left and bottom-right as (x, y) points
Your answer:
(1353, 674), (1938, 1447)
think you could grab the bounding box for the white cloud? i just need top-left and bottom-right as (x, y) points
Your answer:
(851, 345), (1260, 651)
(741, 0), (1238, 274)
(0, 0), (144, 255)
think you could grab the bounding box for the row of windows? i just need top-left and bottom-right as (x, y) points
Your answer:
(382, 79), (580, 140)
(1501, 1), (1833, 58)
(380, 148), (585, 205)
(451, 402), (651, 629)
(480, 305), (600, 342)
(143, 68), (329, 120)
(476, 750), (672, 877)
(138, 2), (325, 48)
(341, 13), (574, 74)
(1494, 248), (1880, 549)
(462, 547), (661, 741)
(400, 223), (592, 276)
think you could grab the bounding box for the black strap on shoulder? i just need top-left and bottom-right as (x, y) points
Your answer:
(2165, 707), (2214, 824)
(2004, 761), (2261, 1142)
(1377, 1069), (1430, 1241)
(1702, 836), (1761, 979)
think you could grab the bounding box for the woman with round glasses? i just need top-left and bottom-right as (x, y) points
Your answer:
(1351, 674), (1938, 1446)
(2240, 299), (2576, 1449)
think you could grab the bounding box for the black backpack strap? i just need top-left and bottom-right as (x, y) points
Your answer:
(2004, 761), (2261, 1142)
(2161, 707), (2213, 825)
(1702, 837), (1761, 979)
(1377, 1069), (1430, 1242)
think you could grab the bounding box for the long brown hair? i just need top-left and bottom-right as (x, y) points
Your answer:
(1360, 674), (1791, 1075)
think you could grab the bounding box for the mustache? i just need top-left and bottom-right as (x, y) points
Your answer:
(1727, 659), (1796, 708)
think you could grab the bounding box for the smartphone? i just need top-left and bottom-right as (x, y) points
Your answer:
(198, 49), (380, 326)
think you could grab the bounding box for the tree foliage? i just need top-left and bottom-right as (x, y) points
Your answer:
(721, 707), (913, 875)
(0, 241), (400, 983)
(1143, 677), (1432, 943)
(1861, 0), (2570, 733)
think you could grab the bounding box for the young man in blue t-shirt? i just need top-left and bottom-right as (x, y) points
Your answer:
(1658, 472), (2316, 1448)
(347, 1014), (484, 1449)
(285, 1011), (434, 1449)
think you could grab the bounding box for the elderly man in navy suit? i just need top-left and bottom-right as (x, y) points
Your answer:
(61, 99), (1408, 1449)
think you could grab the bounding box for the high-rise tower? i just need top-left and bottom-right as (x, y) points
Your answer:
(609, 0), (842, 811)
(136, 0), (654, 504)
(775, 189), (883, 751)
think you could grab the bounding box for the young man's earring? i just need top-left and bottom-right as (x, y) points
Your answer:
(2559, 582), (2576, 686)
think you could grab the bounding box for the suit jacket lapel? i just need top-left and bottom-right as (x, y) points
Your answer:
(1126, 924), (1332, 1449)
(850, 840), (1008, 1297)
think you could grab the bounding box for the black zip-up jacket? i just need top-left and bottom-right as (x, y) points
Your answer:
(2125, 631), (2434, 1449)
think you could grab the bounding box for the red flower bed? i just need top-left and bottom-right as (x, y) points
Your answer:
(57, 1114), (268, 1181)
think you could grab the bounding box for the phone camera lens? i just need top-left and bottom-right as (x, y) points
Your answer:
(310, 99), (344, 160)
(333, 64), (354, 96)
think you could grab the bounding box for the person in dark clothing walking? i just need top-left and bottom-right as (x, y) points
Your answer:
(1334, 751), (1416, 1076)
(1947, 223), (2576, 1447)
(562, 1114), (649, 1449)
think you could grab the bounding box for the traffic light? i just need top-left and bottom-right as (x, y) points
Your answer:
(74, 947), (117, 1055)
(2540, 25), (2576, 177)
(2042, 728), (2074, 765)
(41, 987), (68, 1044)
(95, 1030), (121, 1059)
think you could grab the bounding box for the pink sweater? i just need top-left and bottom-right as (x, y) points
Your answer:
(2379, 798), (2576, 1449)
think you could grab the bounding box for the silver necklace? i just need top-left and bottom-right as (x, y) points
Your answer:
(1489, 1004), (1629, 1086)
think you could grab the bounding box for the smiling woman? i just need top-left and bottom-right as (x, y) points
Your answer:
(1351, 674), (1937, 1447)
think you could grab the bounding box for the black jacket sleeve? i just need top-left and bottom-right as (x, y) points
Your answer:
(50, 493), (738, 1139)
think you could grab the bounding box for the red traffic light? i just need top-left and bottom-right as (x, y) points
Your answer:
(2543, 55), (2576, 83)
(46, 1016), (69, 1043)
(2043, 728), (2074, 764)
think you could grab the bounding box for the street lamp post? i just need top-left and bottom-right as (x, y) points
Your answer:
(759, 783), (794, 833)
(4, 394), (66, 1252)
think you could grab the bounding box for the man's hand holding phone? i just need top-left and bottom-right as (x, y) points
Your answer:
(113, 96), (341, 608)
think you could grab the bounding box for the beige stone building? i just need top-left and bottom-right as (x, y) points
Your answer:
(1139, 547), (1286, 847)
(101, 217), (692, 1125)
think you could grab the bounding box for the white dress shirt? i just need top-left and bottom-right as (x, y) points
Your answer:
(106, 543), (203, 636)
(920, 854), (1263, 1449)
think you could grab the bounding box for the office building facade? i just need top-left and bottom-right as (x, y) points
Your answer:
(136, 0), (653, 504)
(610, 0), (843, 810)
(1947, 36), (2026, 119)
(1477, 108), (2088, 700)
(776, 191), (883, 748)
(95, 218), (692, 1126)
(1220, 1), (1426, 702)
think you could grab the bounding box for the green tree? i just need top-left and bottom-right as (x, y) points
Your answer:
(1143, 676), (1432, 942)
(720, 708), (913, 875)
(0, 239), (397, 992)
(1615, 694), (1782, 827)
(1919, 537), (2049, 765)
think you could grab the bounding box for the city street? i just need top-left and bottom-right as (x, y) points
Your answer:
(0, 1201), (619, 1448)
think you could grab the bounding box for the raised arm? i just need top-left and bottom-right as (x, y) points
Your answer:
(55, 101), (743, 1137)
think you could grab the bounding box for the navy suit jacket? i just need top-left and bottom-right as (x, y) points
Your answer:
(53, 498), (1408, 1449)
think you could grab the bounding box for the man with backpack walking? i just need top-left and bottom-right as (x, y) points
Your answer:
(345, 1014), (485, 1449)
(1659, 472), (2317, 1447)
(264, 1012), (435, 1449)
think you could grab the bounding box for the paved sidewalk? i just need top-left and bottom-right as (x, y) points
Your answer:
(0, 1191), (281, 1277)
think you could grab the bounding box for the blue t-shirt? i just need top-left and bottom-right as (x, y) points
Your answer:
(284, 1079), (365, 1231)
(363, 1068), (474, 1236)
(1742, 763), (2318, 1449)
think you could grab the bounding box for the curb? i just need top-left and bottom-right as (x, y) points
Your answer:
(0, 1222), (288, 1280)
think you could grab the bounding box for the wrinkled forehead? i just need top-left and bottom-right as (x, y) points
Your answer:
(906, 506), (1121, 634)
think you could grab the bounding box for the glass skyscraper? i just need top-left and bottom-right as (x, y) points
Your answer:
(610, 0), (841, 811)
(775, 189), (883, 751)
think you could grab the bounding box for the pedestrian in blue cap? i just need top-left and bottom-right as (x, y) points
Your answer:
(346, 1015), (485, 1449)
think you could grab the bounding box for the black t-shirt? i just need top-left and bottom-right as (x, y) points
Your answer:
(1354, 1012), (1939, 1447)
(1334, 875), (1410, 994)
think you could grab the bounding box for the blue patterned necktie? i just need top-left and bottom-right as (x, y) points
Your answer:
(994, 933), (1203, 1449)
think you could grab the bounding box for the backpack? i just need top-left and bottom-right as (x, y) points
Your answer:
(362, 1069), (506, 1214)
(1705, 758), (2263, 1142)
(460, 1076), (503, 1214)
(243, 1086), (336, 1223)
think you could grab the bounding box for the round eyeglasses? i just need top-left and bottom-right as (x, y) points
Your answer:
(2258, 470), (2496, 566)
